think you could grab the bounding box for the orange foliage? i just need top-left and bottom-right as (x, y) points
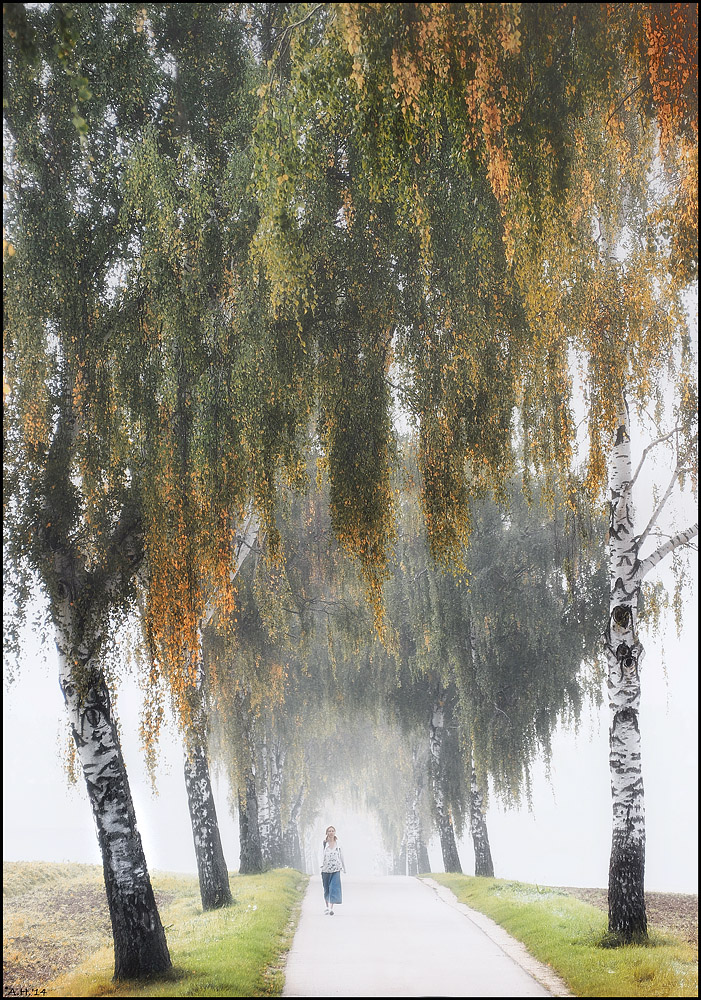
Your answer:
(645, 2), (698, 151)
(142, 405), (240, 728)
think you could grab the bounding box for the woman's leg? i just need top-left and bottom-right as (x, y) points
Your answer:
(329, 871), (341, 912)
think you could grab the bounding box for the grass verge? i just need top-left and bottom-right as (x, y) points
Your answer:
(7, 865), (307, 998)
(427, 874), (698, 998)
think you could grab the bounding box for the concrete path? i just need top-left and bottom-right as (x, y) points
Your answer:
(283, 875), (569, 997)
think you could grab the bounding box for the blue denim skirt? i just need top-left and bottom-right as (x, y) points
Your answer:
(322, 870), (342, 904)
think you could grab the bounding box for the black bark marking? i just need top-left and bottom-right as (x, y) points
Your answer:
(612, 604), (632, 629)
(613, 707), (639, 730)
(615, 424), (630, 446)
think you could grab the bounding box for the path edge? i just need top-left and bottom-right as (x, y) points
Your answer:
(419, 877), (574, 998)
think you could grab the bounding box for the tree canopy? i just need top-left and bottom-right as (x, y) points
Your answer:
(3, 0), (697, 961)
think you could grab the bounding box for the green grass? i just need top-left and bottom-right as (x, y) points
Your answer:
(427, 874), (698, 998)
(40, 868), (308, 998)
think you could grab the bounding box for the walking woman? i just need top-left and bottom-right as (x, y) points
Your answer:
(320, 825), (346, 915)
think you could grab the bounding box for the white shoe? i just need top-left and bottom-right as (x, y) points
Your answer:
(324, 907), (329, 914)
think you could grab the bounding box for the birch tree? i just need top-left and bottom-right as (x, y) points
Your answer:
(3, 4), (171, 977)
(114, 4), (312, 906)
(602, 397), (697, 938)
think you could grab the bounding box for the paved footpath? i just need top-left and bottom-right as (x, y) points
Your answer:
(283, 875), (571, 998)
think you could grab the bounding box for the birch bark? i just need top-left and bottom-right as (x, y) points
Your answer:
(236, 694), (264, 874)
(605, 397), (698, 939)
(606, 399), (647, 939)
(466, 625), (495, 876)
(56, 614), (171, 977)
(283, 787), (305, 869)
(267, 740), (285, 868)
(428, 701), (462, 873)
(183, 727), (232, 910)
(468, 766), (494, 877)
(237, 774), (264, 874)
(180, 512), (260, 902)
(405, 783), (421, 876)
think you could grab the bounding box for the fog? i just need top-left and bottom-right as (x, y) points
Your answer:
(4, 600), (697, 892)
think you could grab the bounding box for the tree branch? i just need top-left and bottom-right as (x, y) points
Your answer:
(606, 80), (644, 124)
(279, 2), (327, 38)
(201, 507), (261, 629)
(639, 523), (699, 579)
(268, 3), (328, 82)
(629, 426), (680, 490)
(636, 463), (682, 550)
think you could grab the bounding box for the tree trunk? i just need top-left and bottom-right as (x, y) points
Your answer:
(238, 756), (264, 874)
(232, 689), (264, 874)
(183, 731), (232, 910)
(181, 646), (232, 910)
(257, 732), (272, 868)
(283, 786), (305, 870)
(237, 778), (264, 874)
(57, 643), (171, 979)
(257, 732), (284, 869)
(405, 785), (421, 876)
(418, 837), (431, 873)
(469, 766), (494, 877)
(606, 398), (647, 941)
(429, 701), (462, 873)
(394, 837), (407, 876)
(267, 740), (285, 868)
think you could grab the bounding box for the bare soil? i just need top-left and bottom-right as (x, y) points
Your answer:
(563, 886), (698, 945)
(3, 879), (175, 996)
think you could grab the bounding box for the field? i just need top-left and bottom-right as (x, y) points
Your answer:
(3, 862), (306, 997)
(563, 886), (698, 946)
(3, 863), (698, 997)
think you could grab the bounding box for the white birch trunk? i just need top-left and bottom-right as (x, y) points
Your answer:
(405, 788), (421, 876)
(468, 766), (494, 877)
(257, 732), (272, 868)
(467, 626), (495, 876)
(181, 511), (260, 901)
(606, 398), (647, 939)
(267, 740), (285, 868)
(56, 596), (171, 977)
(236, 694), (264, 874)
(183, 728), (232, 910)
(428, 701), (462, 873)
(283, 786), (305, 870)
(182, 645), (232, 910)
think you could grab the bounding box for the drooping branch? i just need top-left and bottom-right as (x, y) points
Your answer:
(639, 523), (699, 579)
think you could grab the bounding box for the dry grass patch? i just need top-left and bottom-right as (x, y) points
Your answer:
(3, 862), (307, 998)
